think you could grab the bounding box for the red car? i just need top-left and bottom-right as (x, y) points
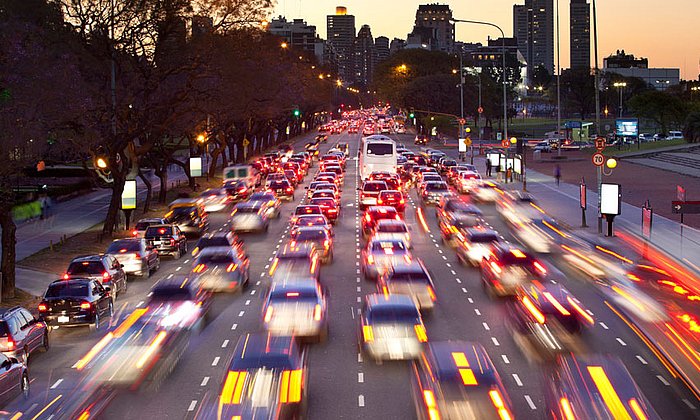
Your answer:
(361, 206), (401, 236)
(377, 190), (405, 213)
(309, 198), (339, 223)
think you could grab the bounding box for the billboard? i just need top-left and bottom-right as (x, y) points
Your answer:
(487, 152), (500, 170)
(121, 180), (136, 210)
(600, 183), (621, 215)
(190, 157), (202, 177)
(615, 118), (639, 137)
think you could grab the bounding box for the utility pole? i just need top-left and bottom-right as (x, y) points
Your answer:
(593, 0), (603, 234)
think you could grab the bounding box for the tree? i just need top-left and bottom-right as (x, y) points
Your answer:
(559, 68), (595, 119)
(683, 112), (700, 143)
(628, 90), (687, 135)
(531, 65), (552, 90)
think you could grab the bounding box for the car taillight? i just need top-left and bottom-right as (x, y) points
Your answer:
(414, 324), (428, 342)
(559, 397), (576, 420)
(423, 390), (441, 420)
(226, 263), (238, 272)
(427, 286), (437, 302)
(287, 187), (293, 193)
(193, 264), (207, 273)
(367, 255), (374, 265)
(489, 389), (512, 420)
(533, 261), (547, 275)
(169, 238), (175, 246)
(323, 240), (330, 249)
(80, 301), (92, 310)
(63, 273), (70, 280)
(38, 303), (48, 312)
(313, 304), (322, 321)
(132, 230), (138, 236)
(134, 253), (141, 260)
(399, 199), (405, 204)
(364, 214), (371, 222)
(489, 261), (502, 274)
(377, 199), (383, 204)
(220, 371), (247, 405)
(362, 325), (374, 342)
(264, 306), (274, 323)
(279, 369), (303, 403)
(102, 272), (111, 282)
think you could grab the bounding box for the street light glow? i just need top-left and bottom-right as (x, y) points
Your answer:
(510, 137), (518, 144)
(197, 134), (206, 143)
(96, 157), (108, 169)
(280, 41), (288, 49)
(606, 158), (618, 169)
(336, 79), (342, 87)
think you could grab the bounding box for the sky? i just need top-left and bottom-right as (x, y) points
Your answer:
(273, 0), (700, 80)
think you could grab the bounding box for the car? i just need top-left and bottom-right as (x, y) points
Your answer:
(105, 238), (160, 278)
(544, 354), (660, 420)
(283, 170), (300, 187)
(666, 131), (684, 140)
(145, 275), (212, 330)
(64, 254), (127, 298)
(322, 165), (344, 183)
(144, 224), (188, 258)
(190, 231), (245, 259)
(533, 141), (552, 152)
(396, 126), (406, 134)
(222, 180), (253, 202)
(191, 246), (249, 292)
(414, 135), (428, 145)
(291, 214), (334, 237)
(306, 181), (338, 199)
(361, 238), (412, 280)
(438, 213), (483, 248)
(421, 181), (452, 205)
(378, 260), (436, 311)
(508, 283), (594, 359)
(0, 352), (29, 405)
(230, 202), (270, 233)
(438, 159), (457, 174)
(455, 228), (501, 266)
(359, 180), (389, 209)
(416, 174), (443, 193)
(359, 293), (427, 362)
(269, 243), (321, 283)
(294, 204), (323, 218)
(268, 179), (295, 201)
(212, 333), (308, 420)
(247, 191), (281, 219)
(371, 219), (411, 249)
(337, 142), (349, 156)
(266, 171), (287, 186)
(166, 199), (209, 237)
(362, 206), (401, 237)
(39, 279), (113, 330)
(131, 218), (168, 238)
(309, 197), (340, 223)
(377, 190), (405, 213)
(411, 341), (513, 420)
(455, 171), (482, 194)
(310, 189), (340, 206)
(290, 226), (334, 264)
(480, 244), (548, 297)
(197, 188), (230, 213)
(263, 280), (328, 342)
(437, 196), (483, 222)
(0, 306), (49, 364)
(472, 181), (501, 203)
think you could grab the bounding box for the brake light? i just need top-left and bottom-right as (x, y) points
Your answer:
(269, 258), (279, 275)
(414, 324), (428, 342)
(367, 255), (374, 265)
(377, 199), (383, 204)
(362, 325), (374, 342)
(102, 272), (111, 282)
(264, 306), (274, 323)
(522, 296), (545, 324)
(533, 261), (547, 275)
(399, 199), (405, 204)
(169, 238), (175, 246)
(279, 369), (303, 403)
(567, 296), (595, 325)
(38, 303), (48, 312)
(427, 286), (437, 302)
(132, 230), (138, 236)
(134, 253), (141, 260)
(489, 390), (512, 420)
(63, 273), (70, 280)
(220, 371), (248, 405)
(365, 214), (371, 222)
(80, 301), (92, 310)
(313, 304), (322, 321)
(323, 240), (330, 249)
(286, 187), (293, 193)
(422, 390), (441, 420)
(226, 263), (238, 272)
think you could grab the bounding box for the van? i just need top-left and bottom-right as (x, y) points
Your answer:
(223, 165), (260, 189)
(667, 131), (684, 140)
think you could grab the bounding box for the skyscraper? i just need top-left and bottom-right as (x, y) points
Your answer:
(327, 6), (356, 82)
(513, 0), (554, 79)
(412, 4), (455, 52)
(375, 36), (390, 63)
(569, 0), (590, 70)
(354, 25), (376, 87)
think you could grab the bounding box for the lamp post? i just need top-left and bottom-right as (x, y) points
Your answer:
(613, 82), (627, 117)
(451, 18), (509, 172)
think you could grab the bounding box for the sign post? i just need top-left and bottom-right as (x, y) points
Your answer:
(242, 138), (250, 162)
(642, 199), (653, 259)
(580, 177), (587, 227)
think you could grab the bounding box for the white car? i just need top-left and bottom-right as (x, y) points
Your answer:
(396, 126), (406, 134)
(371, 219), (412, 249)
(198, 188), (229, 213)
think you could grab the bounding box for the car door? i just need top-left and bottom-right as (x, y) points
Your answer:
(18, 310), (39, 353)
(92, 281), (108, 315)
(109, 256), (126, 293)
(0, 353), (15, 405)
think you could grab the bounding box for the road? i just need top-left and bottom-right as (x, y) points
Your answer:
(3, 129), (699, 419)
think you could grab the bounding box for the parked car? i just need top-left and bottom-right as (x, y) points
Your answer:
(39, 279), (113, 331)
(105, 238), (160, 278)
(0, 352), (29, 406)
(667, 131), (684, 140)
(0, 306), (49, 364)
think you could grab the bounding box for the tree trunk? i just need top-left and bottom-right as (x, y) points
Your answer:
(171, 159), (194, 190)
(103, 170), (126, 235)
(0, 206), (16, 300)
(138, 169), (152, 213)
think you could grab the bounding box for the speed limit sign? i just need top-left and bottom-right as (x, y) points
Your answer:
(592, 152), (605, 166)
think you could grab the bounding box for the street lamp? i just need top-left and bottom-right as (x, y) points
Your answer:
(613, 82), (627, 117)
(196, 134), (206, 143)
(96, 157), (108, 169)
(280, 41), (288, 49)
(606, 158), (617, 169)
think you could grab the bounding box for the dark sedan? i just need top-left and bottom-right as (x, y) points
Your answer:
(39, 279), (113, 331)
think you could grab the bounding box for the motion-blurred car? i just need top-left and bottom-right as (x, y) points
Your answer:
(146, 275), (212, 328)
(213, 334), (307, 420)
(290, 226), (333, 264)
(268, 179), (295, 201)
(0, 353), (29, 405)
(198, 188), (230, 213)
(0, 306), (48, 364)
(411, 341), (513, 420)
(480, 245), (547, 297)
(222, 180), (253, 203)
(247, 191), (282, 219)
(191, 231), (245, 259)
(455, 228), (501, 266)
(269, 243), (321, 283)
(263, 280), (328, 342)
(131, 217), (168, 238)
(371, 219), (411, 249)
(64, 254), (127, 298)
(310, 189), (340, 206)
(191, 246), (249, 293)
(359, 294), (427, 362)
(39, 279), (113, 330)
(361, 238), (412, 280)
(378, 260), (436, 311)
(544, 354), (660, 420)
(439, 214), (483, 249)
(144, 224), (188, 259)
(436, 196), (483, 222)
(472, 181), (501, 203)
(421, 181), (452, 205)
(231, 202), (270, 233)
(377, 190), (406, 213)
(455, 171), (483, 194)
(105, 238), (160, 278)
(359, 180), (389, 209)
(166, 198), (209, 237)
(309, 197), (339, 224)
(415, 134), (428, 145)
(362, 206), (402, 237)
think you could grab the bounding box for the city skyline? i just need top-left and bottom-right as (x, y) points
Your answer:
(273, 0), (700, 79)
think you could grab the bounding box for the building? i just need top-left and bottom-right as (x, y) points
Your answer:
(569, 0), (590, 70)
(513, 0), (554, 80)
(268, 16), (319, 56)
(410, 3), (455, 52)
(389, 38), (406, 55)
(327, 6), (356, 82)
(354, 24), (376, 87)
(375, 36), (390, 62)
(603, 50), (678, 90)
(470, 37), (527, 82)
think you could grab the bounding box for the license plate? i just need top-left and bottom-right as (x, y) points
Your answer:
(58, 316), (69, 323)
(153, 241), (162, 245)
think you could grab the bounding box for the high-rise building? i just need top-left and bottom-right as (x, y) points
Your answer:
(268, 16), (319, 56)
(327, 6), (356, 82)
(513, 0), (554, 80)
(389, 38), (406, 55)
(411, 4), (455, 52)
(354, 25), (376, 87)
(569, 0), (590, 70)
(375, 36), (390, 62)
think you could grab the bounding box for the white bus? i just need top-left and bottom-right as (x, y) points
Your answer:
(359, 135), (397, 180)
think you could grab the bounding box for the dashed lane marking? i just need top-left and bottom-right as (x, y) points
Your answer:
(358, 373), (364, 383)
(462, 288), (468, 293)
(212, 357), (220, 366)
(524, 395), (537, 410)
(468, 298), (474, 303)
(636, 355), (648, 365)
(245, 300), (250, 306)
(188, 400), (198, 411)
(616, 338), (627, 346)
(491, 337), (500, 346)
(475, 309), (481, 315)
(231, 323), (238, 330)
(358, 395), (365, 407)
(50, 379), (63, 389)
(482, 322), (490, 331)
(683, 399), (697, 410)
(501, 355), (510, 364)
(238, 311), (245, 317)
(200, 377), (209, 387)
(599, 322), (609, 329)
(512, 374), (523, 387)
(657, 375), (670, 386)
(222, 340), (229, 348)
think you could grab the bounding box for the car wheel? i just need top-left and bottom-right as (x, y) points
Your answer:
(142, 263), (150, 278)
(20, 373), (29, 399)
(42, 331), (50, 352)
(90, 312), (100, 332)
(108, 301), (114, 318)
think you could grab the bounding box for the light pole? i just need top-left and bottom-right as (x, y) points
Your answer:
(556, 0), (562, 157)
(451, 18), (509, 179)
(613, 82), (627, 117)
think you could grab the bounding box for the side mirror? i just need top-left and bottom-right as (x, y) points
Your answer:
(3, 359), (13, 369)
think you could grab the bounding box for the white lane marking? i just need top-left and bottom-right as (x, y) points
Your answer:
(357, 287), (361, 292)
(188, 400), (198, 411)
(358, 353), (363, 363)
(268, 257), (274, 262)
(501, 355), (510, 364)
(491, 337), (500, 346)
(238, 311), (245, 317)
(212, 357), (220, 366)
(441, 256), (447, 260)
(201, 376), (209, 386)
(231, 323), (238, 330)
(455, 278), (462, 284)
(467, 298), (474, 303)
(184, 259), (190, 264)
(636, 355), (648, 365)
(475, 309), (481, 315)
(260, 273), (265, 278)
(256, 280), (261, 285)
(683, 399), (697, 410)
(616, 338), (627, 346)
(657, 375), (670, 386)
(512, 374), (523, 387)
(245, 300), (251, 306)
(251, 290), (256, 295)
(599, 322), (609, 329)
(137, 301), (144, 307)
(358, 395), (365, 407)
(350, 307), (355, 319)
(358, 372), (364, 383)
(357, 296), (361, 303)
(264, 264), (270, 269)
(446, 263), (452, 268)
(50, 379), (63, 389)
(462, 288), (468, 293)
(175, 267), (181, 271)
(586, 309), (594, 316)
(167, 274), (174, 279)
(482, 322), (490, 331)
(434, 244), (440, 248)
(222, 340), (229, 348)
(524, 395), (537, 410)
(450, 270), (456, 275)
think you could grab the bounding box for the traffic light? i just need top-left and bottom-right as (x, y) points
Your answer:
(409, 112), (415, 119)
(293, 108), (301, 117)
(516, 137), (524, 154)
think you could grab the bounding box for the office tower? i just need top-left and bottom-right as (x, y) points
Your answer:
(412, 4), (455, 52)
(513, 0), (554, 79)
(569, 0), (590, 70)
(327, 6), (356, 82)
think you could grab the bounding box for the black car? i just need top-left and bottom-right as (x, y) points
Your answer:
(268, 180), (295, 201)
(39, 279), (114, 330)
(144, 224), (188, 259)
(0, 352), (29, 407)
(0, 306), (49, 364)
(64, 254), (127, 299)
(222, 180), (251, 202)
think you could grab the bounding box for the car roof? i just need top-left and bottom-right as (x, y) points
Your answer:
(390, 261), (427, 275)
(366, 293), (417, 309)
(49, 278), (92, 286)
(196, 246), (234, 257)
(230, 333), (301, 370)
(137, 218), (166, 223)
(426, 341), (499, 386)
(376, 219), (406, 226)
(70, 255), (102, 262)
(367, 206), (398, 213)
(270, 280), (319, 294)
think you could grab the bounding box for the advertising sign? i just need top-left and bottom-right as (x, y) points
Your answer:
(642, 205), (652, 238)
(459, 137), (467, 152)
(487, 152), (501, 170)
(600, 183), (622, 215)
(189, 157), (202, 177)
(513, 157), (522, 175)
(615, 118), (639, 137)
(121, 180), (136, 210)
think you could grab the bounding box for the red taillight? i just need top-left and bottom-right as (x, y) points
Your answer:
(134, 253), (141, 260)
(80, 301), (92, 310)
(38, 303), (48, 312)
(364, 214), (371, 222)
(533, 261), (547, 275)
(287, 187), (293, 193)
(423, 390), (441, 420)
(377, 199), (383, 204)
(226, 263), (238, 272)
(63, 273), (70, 280)
(323, 240), (330, 249)
(169, 238), (175, 246)
(102, 272), (111, 282)
(132, 230), (138, 236)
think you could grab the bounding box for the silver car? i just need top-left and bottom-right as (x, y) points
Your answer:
(378, 261), (436, 311)
(191, 246), (249, 292)
(247, 191), (281, 219)
(371, 219), (412, 249)
(198, 188), (230, 213)
(230, 202), (269, 233)
(361, 238), (412, 280)
(105, 238), (160, 278)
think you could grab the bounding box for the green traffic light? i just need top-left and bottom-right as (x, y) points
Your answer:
(293, 109), (300, 117)
(409, 113), (415, 118)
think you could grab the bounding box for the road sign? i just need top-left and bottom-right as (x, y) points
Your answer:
(501, 139), (509, 148)
(464, 137), (472, 147)
(459, 118), (466, 125)
(496, 132), (502, 141)
(595, 137), (606, 151)
(242, 138), (250, 147)
(672, 201), (700, 214)
(580, 182), (587, 209)
(478, 106), (484, 114)
(677, 185), (686, 202)
(592, 152), (605, 166)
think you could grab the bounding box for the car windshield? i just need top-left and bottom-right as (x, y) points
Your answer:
(371, 241), (407, 252)
(149, 286), (194, 301)
(235, 206), (260, 214)
(106, 241), (141, 253)
(46, 283), (89, 298)
(377, 223), (407, 233)
(145, 226), (172, 237)
(67, 261), (103, 275)
(469, 233), (500, 243)
(196, 237), (230, 248)
(249, 193), (275, 201)
(426, 183), (448, 191)
(295, 216), (327, 225)
(364, 182), (387, 192)
(135, 221), (158, 230)
(368, 306), (419, 323)
(270, 181), (289, 188)
(197, 253), (234, 264)
(389, 272), (430, 283)
(294, 229), (328, 241)
(366, 143), (393, 156)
